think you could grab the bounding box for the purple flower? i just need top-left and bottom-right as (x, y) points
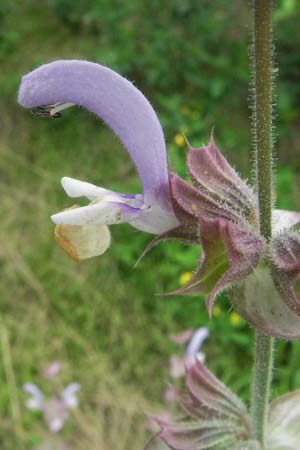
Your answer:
(18, 60), (300, 339)
(18, 60), (178, 261)
(23, 383), (44, 410)
(61, 382), (81, 408)
(170, 329), (194, 346)
(23, 382), (80, 432)
(42, 361), (61, 379)
(169, 327), (209, 379)
(185, 327), (209, 364)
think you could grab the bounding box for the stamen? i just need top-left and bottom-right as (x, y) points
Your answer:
(31, 103), (74, 119)
(31, 107), (60, 118)
(49, 102), (74, 116)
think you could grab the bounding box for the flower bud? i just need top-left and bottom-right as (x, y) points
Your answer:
(230, 264), (300, 340)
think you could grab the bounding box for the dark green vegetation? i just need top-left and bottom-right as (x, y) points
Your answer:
(1, 1), (300, 448)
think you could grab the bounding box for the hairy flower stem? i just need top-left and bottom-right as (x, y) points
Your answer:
(250, 0), (274, 446)
(251, 331), (273, 445)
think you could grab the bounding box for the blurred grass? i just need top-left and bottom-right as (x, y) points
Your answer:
(1, 1), (300, 449)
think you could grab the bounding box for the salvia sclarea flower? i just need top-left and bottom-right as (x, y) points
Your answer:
(18, 60), (178, 263)
(18, 59), (300, 339)
(169, 327), (209, 379)
(23, 382), (80, 432)
(151, 359), (300, 450)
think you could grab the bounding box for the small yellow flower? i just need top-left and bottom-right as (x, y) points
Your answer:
(212, 305), (221, 317)
(229, 311), (242, 327)
(174, 134), (185, 147)
(179, 271), (192, 285)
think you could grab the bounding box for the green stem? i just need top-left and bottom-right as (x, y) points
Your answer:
(250, 0), (275, 446)
(253, 0), (273, 239)
(251, 331), (273, 445)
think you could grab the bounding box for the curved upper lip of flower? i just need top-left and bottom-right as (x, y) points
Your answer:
(18, 59), (172, 206)
(18, 60), (179, 260)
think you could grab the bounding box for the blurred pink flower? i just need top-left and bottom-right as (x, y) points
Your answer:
(169, 355), (185, 379)
(169, 329), (194, 345)
(163, 386), (176, 403)
(169, 326), (209, 380)
(23, 382), (81, 432)
(42, 361), (61, 379)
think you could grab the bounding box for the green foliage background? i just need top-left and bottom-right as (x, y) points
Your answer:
(1, 1), (300, 449)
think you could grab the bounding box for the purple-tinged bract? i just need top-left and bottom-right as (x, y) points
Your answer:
(151, 359), (255, 450)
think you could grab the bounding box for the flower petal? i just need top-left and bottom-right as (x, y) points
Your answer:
(170, 329), (194, 345)
(61, 177), (117, 201)
(53, 191), (178, 235)
(44, 399), (68, 432)
(170, 355), (185, 379)
(129, 202), (179, 234)
(61, 383), (81, 409)
(51, 201), (129, 226)
(185, 327), (209, 363)
(55, 222), (111, 262)
(42, 361), (61, 379)
(18, 60), (170, 203)
(23, 383), (44, 410)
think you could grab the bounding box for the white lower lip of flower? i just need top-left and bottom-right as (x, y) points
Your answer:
(51, 200), (130, 226)
(51, 189), (178, 235)
(55, 223), (111, 262)
(55, 176), (179, 234)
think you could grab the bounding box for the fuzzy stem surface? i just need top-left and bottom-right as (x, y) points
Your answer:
(250, 0), (274, 446)
(251, 331), (273, 445)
